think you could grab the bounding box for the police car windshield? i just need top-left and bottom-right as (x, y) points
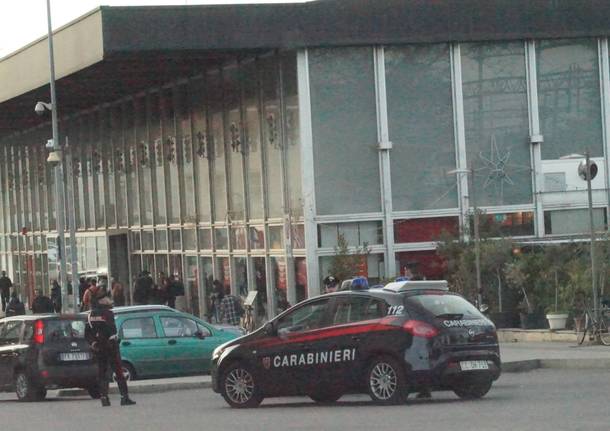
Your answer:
(406, 294), (482, 319)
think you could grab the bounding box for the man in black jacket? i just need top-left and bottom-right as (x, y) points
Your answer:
(31, 289), (54, 314)
(5, 290), (25, 316)
(85, 284), (135, 407)
(0, 270), (12, 312)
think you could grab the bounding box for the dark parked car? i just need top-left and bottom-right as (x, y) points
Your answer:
(211, 280), (501, 408)
(0, 314), (98, 401)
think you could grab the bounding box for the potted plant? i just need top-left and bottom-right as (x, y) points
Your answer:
(545, 269), (569, 330)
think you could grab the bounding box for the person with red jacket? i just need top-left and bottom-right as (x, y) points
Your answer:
(85, 283), (135, 407)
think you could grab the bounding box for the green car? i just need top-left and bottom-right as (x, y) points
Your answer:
(112, 306), (242, 380)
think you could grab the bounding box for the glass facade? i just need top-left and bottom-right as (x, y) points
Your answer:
(3, 36), (610, 312)
(0, 52), (302, 320)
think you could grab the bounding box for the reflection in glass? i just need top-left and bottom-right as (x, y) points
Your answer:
(268, 226), (284, 249)
(149, 92), (167, 224)
(385, 44), (456, 211)
(310, 47), (381, 215)
(249, 226), (264, 249)
(214, 228), (228, 250)
(155, 230), (168, 251)
(462, 42), (531, 206)
(234, 257), (248, 297)
(198, 228), (212, 249)
(135, 96), (153, 225)
(537, 39), (603, 159)
(231, 226), (246, 249)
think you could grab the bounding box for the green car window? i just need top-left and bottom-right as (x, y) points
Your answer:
(121, 317), (158, 339)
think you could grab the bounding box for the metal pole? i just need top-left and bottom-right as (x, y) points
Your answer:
(470, 166), (483, 308)
(586, 151), (599, 325)
(46, 0), (68, 310)
(65, 141), (79, 313)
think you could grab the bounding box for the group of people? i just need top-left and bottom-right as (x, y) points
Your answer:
(1, 270), (25, 317)
(80, 277), (126, 312)
(1, 270), (65, 316)
(133, 270), (184, 308)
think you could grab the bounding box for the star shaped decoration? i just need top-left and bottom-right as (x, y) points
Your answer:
(478, 134), (514, 190)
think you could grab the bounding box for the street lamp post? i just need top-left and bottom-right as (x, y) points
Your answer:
(560, 151), (599, 329)
(44, 0), (69, 311)
(448, 166), (483, 308)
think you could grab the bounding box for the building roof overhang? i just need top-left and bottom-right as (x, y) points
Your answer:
(2, 0), (610, 139)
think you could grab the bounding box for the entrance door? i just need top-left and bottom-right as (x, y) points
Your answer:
(109, 234), (130, 300)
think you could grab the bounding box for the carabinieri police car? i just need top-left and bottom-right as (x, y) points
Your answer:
(211, 280), (501, 408)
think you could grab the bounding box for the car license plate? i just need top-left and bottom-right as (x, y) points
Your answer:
(459, 360), (489, 371)
(60, 352), (90, 361)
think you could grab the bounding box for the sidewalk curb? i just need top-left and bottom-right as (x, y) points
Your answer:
(57, 380), (211, 397)
(502, 358), (610, 373)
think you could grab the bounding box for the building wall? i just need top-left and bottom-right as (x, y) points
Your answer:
(303, 38), (610, 292)
(0, 51), (303, 319)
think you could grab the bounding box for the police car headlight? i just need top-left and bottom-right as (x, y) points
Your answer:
(213, 341), (235, 362)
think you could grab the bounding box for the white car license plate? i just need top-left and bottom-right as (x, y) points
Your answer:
(60, 352), (90, 361)
(459, 360), (489, 371)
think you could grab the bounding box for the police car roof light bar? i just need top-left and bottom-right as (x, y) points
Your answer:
(383, 280), (449, 293)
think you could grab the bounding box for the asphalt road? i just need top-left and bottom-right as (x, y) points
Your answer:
(1, 369), (609, 431)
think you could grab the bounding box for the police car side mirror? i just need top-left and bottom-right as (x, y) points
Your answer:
(194, 331), (206, 340)
(263, 322), (277, 337)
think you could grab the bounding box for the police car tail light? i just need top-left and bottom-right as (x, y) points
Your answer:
(403, 320), (439, 338)
(34, 320), (45, 344)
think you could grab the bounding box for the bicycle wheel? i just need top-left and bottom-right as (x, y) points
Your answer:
(599, 312), (610, 346)
(576, 312), (589, 345)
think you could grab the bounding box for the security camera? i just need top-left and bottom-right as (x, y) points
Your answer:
(34, 101), (51, 116)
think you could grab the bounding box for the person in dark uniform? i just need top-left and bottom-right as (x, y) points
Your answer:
(5, 290), (25, 316)
(31, 289), (54, 314)
(0, 270), (12, 312)
(85, 283), (136, 407)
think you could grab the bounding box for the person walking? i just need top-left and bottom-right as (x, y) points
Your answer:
(5, 290), (25, 316)
(0, 270), (12, 313)
(85, 283), (135, 407)
(81, 278), (97, 312)
(51, 280), (62, 313)
(214, 283), (243, 326)
(31, 289), (54, 314)
(133, 271), (153, 305)
(111, 278), (126, 307)
(167, 274), (184, 309)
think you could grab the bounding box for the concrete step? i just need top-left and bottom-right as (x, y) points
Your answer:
(498, 328), (577, 343)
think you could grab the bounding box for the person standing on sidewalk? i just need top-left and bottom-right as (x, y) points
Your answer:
(0, 270), (12, 313)
(215, 284), (244, 326)
(85, 283), (136, 407)
(111, 277), (126, 307)
(51, 280), (62, 313)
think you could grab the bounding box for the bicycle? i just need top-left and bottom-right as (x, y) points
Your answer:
(241, 304), (255, 334)
(576, 305), (610, 345)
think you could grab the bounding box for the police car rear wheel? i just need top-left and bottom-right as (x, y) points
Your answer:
(453, 377), (493, 399)
(367, 356), (407, 405)
(221, 363), (263, 408)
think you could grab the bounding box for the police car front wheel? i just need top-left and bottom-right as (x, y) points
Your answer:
(366, 356), (408, 405)
(221, 363), (263, 408)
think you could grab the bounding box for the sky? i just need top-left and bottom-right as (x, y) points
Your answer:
(0, 0), (311, 58)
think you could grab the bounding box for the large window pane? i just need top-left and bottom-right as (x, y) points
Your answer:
(537, 39), (603, 159)
(190, 78), (212, 223)
(243, 60), (264, 220)
(224, 65), (245, 221)
(462, 42), (531, 206)
(124, 100), (140, 226)
(176, 84), (196, 224)
(261, 57), (284, 218)
(282, 53), (302, 217)
(386, 44), (457, 211)
(208, 70), (227, 222)
(149, 92), (167, 224)
(136, 96), (153, 225)
(310, 47), (381, 215)
(162, 88), (181, 224)
(112, 105), (127, 226)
